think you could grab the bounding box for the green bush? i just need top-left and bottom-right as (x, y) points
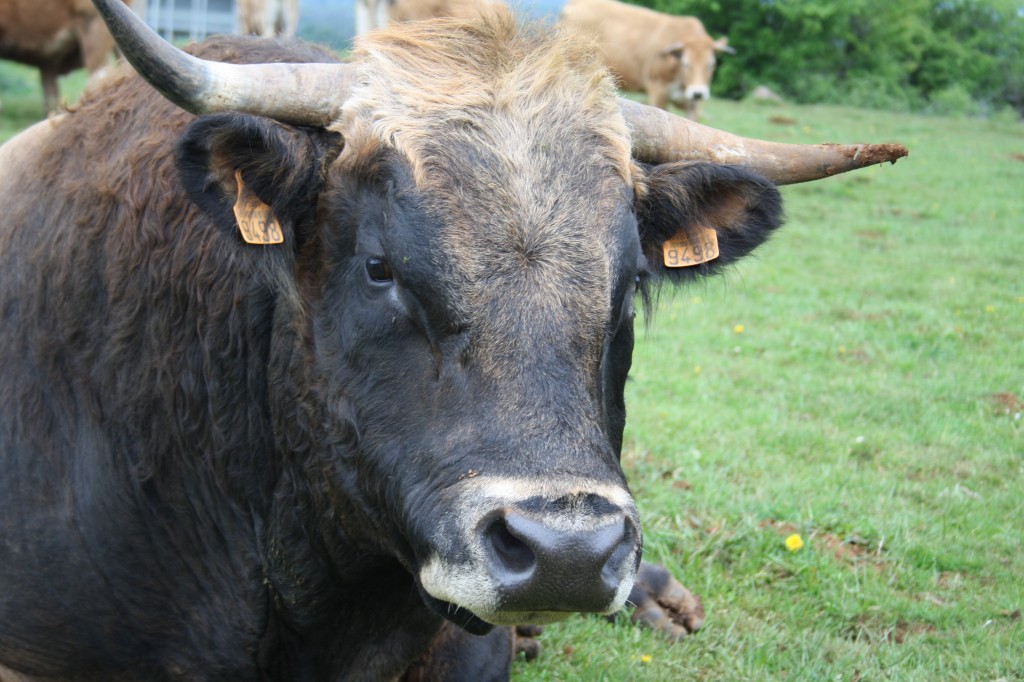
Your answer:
(792, 72), (924, 113)
(632, 0), (1024, 118)
(926, 83), (981, 117)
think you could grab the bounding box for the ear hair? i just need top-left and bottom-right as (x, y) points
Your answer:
(714, 37), (736, 55)
(175, 113), (342, 249)
(635, 161), (783, 284)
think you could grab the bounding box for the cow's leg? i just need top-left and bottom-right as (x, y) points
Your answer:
(625, 560), (705, 641)
(685, 98), (704, 122)
(281, 0), (300, 38)
(40, 68), (60, 115)
(400, 623), (516, 682)
(76, 14), (115, 75)
(354, 0), (372, 36)
(646, 85), (670, 110)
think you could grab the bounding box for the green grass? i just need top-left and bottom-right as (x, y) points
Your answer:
(3, 65), (1022, 680)
(511, 102), (1024, 680)
(0, 61), (89, 140)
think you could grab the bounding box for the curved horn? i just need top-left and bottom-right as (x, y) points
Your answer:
(620, 99), (908, 186)
(92, 0), (352, 127)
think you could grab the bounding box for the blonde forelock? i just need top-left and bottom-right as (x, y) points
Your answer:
(333, 12), (632, 185)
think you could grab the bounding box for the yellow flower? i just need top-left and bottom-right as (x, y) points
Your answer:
(985, 305), (996, 313)
(734, 324), (745, 334)
(640, 655), (653, 664)
(694, 365), (702, 375)
(785, 533), (804, 552)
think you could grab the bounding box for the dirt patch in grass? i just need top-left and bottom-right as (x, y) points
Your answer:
(844, 615), (939, 644)
(936, 571), (966, 589)
(830, 307), (893, 322)
(989, 392), (1023, 416)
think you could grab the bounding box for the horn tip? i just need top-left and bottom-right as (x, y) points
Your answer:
(858, 142), (910, 166)
(823, 142), (909, 172)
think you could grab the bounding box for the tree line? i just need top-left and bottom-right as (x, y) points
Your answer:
(635, 0), (1024, 118)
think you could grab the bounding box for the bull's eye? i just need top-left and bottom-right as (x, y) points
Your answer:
(365, 257), (393, 283)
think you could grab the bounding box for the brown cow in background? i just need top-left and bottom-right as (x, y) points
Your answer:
(561, 0), (733, 121)
(0, 0), (129, 113)
(238, 0), (300, 37)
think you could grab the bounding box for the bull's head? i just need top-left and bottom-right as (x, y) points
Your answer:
(91, 0), (905, 634)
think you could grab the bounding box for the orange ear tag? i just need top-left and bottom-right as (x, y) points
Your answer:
(232, 170), (284, 245)
(662, 226), (719, 268)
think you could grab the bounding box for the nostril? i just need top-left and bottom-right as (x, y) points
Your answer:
(602, 518), (637, 586)
(485, 518), (536, 576)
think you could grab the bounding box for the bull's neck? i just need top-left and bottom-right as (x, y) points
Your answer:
(260, 462), (443, 680)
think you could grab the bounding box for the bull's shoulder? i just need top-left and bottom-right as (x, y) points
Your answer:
(0, 117), (64, 185)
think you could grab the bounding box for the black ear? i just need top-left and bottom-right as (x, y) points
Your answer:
(175, 113), (342, 248)
(635, 161), (783, 284)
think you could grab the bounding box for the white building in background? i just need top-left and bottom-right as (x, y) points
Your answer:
(136, 0), (238, 42)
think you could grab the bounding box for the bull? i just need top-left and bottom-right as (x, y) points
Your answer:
(238, 0), (300, 38)
(561, 0), (733, 121)
(0, 0), (906, 679)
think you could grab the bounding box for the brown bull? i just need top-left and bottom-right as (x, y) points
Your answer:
(0, 1), (905, 679)
(0, 0), (129, 113)
(561, 0), (732, 121)
(238, 0), (300, 37)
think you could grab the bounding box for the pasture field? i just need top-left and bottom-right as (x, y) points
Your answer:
(514, 103), (1024, 679)
(2, 60), (1022, 680)
(0, 63), (88, 140)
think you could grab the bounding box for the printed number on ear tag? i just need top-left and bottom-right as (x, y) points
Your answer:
(233, 170), (284, 245)
(662, 226), (719, 268)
